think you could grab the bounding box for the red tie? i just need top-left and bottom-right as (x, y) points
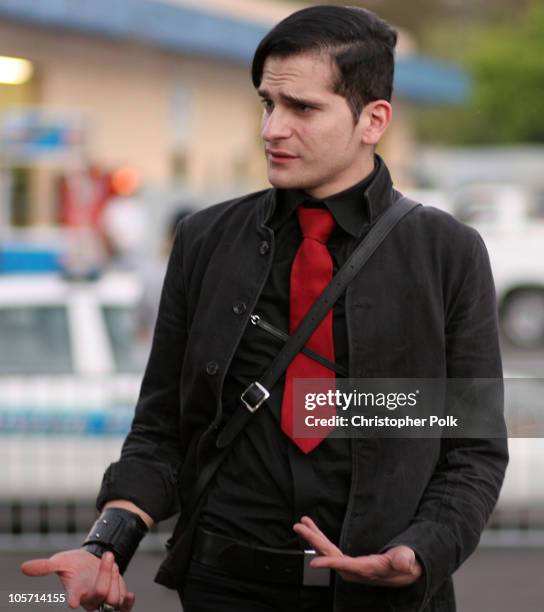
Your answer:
(281, 206), (337, 453)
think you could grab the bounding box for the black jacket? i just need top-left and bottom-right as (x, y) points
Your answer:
(97, 161), (508, 612)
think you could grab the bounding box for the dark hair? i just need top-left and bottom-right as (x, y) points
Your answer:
(251, 5), (397, 121)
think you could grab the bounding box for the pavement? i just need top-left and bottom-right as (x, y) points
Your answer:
(1, 546), (543, 612)
(1, 344), (541, 611)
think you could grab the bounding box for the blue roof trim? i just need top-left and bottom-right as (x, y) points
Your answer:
(0, 0), (470, 103)
(0, 0), (266, 63)
(395, 55), (470, 104)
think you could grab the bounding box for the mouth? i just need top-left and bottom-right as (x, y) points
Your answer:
(267, 149), (299, 163)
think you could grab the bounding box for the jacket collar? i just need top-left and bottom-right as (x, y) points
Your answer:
(259, 154), (394, 235)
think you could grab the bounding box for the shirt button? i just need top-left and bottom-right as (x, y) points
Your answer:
(232, 301), (247, 315)
(206, 361), (219, 375)
(259, 240), (270, 255)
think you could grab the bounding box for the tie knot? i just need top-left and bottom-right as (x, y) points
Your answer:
(297, 207), (335, 243)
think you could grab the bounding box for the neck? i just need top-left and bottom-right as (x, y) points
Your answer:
(305, 156), (375, 199)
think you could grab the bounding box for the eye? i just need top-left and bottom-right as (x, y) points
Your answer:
(260, 99), (274, 113)
(294, 103), (313, 114)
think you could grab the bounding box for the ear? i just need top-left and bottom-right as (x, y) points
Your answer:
(357, 100), (393, 146)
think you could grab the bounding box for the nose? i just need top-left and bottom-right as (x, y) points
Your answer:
(261, 108), (291, 142)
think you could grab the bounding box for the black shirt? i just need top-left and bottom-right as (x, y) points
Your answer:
(197, 157), (381, 548)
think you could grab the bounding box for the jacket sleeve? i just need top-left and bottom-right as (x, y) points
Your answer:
(96, 221), (189, 522)
(381, 231), (509, 610)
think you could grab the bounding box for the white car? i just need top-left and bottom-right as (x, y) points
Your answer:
(0, 272), (146, 500)
(1, 244), (540, 527)
(452, 183), (544, 349)
(407, 184), (544, 349)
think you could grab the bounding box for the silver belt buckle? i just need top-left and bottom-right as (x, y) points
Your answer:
(303, 549), (331, 586)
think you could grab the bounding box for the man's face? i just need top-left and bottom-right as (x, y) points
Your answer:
(258, 52), (369, 199)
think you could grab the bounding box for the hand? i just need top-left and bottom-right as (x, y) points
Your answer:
(293, 516), (422, 587)
(21, 549), (136, 610)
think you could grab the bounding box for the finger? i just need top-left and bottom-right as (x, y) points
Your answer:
(293, 516), (342, 556)
(78, 593), (94, 612)
(20, 558), (58, 576)
(311, 553), (391, 578)
(119, 574), (127, 607)
(104, 563), (121, 607)
(292, 524), (336, 556)
(387, 547), (418, 575)
(79, 589), (96, 610)
(300, 516), (326, 536)
(310, 554), (415, 587)
(374, 573), (420, 587)
(293, 523), (333, 556)
(82, 551), (115, 608)
(300, 516), (343, 553)
(120, 591), (136, 612)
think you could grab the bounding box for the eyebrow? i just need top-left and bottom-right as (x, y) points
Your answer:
(257, 88), (324, 108)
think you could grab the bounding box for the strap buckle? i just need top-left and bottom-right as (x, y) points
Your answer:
(303, 550), (331, 586)
(240, 381), (270, 413)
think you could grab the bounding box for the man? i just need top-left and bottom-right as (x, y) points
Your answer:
(22, 6), (508, 612)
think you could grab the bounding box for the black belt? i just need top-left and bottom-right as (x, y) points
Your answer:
(191, 528), (331, 587)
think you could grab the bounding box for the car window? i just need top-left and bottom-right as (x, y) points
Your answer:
(0, 305), (73, 375)
(102, 305), (145, 372)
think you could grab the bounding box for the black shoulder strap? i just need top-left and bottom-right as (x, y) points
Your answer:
(167, 195), (421, 581)
(184, 196), (421, 517)
(217, 195), (421, 448)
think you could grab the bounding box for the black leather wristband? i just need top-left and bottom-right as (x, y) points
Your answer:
(82, 508), (148, 574)
(82, 542), (109, 559)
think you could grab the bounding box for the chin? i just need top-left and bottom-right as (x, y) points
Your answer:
(268, 171), (310, 191)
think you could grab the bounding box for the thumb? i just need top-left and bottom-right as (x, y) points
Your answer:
(21, 558), (58, 576)
(388, 546), (416, 574)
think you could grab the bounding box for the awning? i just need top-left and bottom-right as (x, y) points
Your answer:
(0, 0), (470, 104)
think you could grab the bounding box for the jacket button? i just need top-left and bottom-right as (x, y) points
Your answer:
(232, 301), (247, 315)
(259, 241), (270, 255)
(206, 361), (219, 375)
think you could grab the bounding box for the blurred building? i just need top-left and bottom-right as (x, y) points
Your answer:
(0, 0), (469, 226)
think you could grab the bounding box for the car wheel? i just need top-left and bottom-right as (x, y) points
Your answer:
(500, 289), (544, 349)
